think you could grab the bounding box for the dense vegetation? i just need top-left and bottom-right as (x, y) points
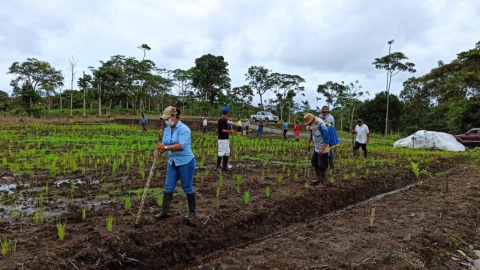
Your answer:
(1, 41), (479, 135)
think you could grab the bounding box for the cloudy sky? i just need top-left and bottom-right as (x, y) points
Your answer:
(1, 0), (479, 108)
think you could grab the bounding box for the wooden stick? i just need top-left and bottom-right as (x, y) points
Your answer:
(135, 130), (163, 225)
(370, 207), (376, 227)
(231, 133), (237, 171)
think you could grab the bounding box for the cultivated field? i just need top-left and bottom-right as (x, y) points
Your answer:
(0, 123), (477, 269)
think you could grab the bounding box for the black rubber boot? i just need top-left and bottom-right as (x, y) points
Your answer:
(155, 192), (173, 219)
(222, 156), (232, 171)
(312, 167), (321, 185)
(184, 193), (197, 219)
(364, 150), (368, 159)
(216, 156), (222, 170)
(321, 170), (329, 187)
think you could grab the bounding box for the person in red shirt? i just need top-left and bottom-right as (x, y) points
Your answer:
(293, 121), (301, 141)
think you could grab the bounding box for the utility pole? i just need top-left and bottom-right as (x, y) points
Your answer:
(98, 78), (102, 117)
(385, 39), (394, 135)
(83, 71), (86, 118)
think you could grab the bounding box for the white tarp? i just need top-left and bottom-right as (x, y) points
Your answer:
(393, 130), (465, 152)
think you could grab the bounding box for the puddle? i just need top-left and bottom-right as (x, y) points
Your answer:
(0, 183), (17, 195)
(55, 178), (83, 187)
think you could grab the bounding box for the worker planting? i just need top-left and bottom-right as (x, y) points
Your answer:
(0, 123), (475, 269)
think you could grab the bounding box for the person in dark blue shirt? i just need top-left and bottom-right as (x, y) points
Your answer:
(154, 106), (197, 219)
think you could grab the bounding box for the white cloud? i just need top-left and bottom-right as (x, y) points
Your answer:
(0, 0), (479, 110)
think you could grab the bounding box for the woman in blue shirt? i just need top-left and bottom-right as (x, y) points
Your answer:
(283, 119), (288, 140)
(154, 106), (197, 219)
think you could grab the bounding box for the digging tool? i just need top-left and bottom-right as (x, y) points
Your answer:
(304, 147), (309, 181)
(135, 129), (164, 226)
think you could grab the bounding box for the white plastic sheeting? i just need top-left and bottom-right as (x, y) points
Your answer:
(393, 130), (465, 152)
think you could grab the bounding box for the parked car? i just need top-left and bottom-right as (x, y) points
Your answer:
(454, 128), (480, 149)
(250, 111), (279, 123)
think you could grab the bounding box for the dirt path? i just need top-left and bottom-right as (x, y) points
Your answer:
(190, 164), (480, 270)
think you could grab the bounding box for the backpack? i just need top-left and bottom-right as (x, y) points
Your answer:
(316, 119), (340, 149)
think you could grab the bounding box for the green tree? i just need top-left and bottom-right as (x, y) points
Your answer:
(317, 81), (347, 107)
(271, 73), (305, 120)
(191, 54), (231, 105)
(172, 68), (193, 113)
(0, 90), (9, 112)
(7, 58), (64, 116)
(373, 52), (416, 134)
(245, 66), (274, 109)
(357, 92), (404, 134)
(229, 85), (254, 117)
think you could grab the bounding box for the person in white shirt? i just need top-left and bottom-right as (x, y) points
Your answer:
(202, 117), (207, 134)
(352, 119), (370, 158)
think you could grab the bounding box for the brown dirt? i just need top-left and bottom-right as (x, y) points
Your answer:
(190, 164), (480, 270)
(0, 155), (468, 270)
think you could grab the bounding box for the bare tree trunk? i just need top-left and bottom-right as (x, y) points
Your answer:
(60, 88), (62, 110)
(30, 96), (33, 117)
(107, 99), (112, 116)
(69, 56), (78, 117)
(70, 93), (73, 116)
(385, 72), (393, 135)
(148, 98), (150, 111)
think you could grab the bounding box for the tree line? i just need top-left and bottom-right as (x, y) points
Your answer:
(1, 41), (479, 135)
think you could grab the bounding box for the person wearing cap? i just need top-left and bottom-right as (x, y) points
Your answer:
(202, 117), (208, 134)
(154, 106), (197, 219)
(319, 106), (335, 126)
(320, 106), (336, 170)
(140, 114), (148, 132)
(352, 119), (370, 158)
(217, 107), (234, 171)
(236, 118), (243, 136)
(304, 113), (331, 186)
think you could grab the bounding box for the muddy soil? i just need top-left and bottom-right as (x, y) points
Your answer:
(0, 155), (466, 270)
(192, 164), (480, 270)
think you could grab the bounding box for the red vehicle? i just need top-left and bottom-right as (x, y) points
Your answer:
(454, 128), (480, 149)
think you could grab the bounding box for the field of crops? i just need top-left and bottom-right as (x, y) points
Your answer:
(0, 123), (475, 269)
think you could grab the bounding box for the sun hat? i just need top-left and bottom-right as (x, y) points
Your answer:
(321, 106), (330, 113)
(160, 106), (177, 120)
(303, 113), (315, 125)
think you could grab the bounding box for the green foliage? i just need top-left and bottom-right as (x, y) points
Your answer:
(106, 216), (114, 232)
(191, 54), (231, 105)
(266, 187), (271, 198)
(244, 191), (250, 204)
(33, 210), (45, 225)
(82, 209), (86, 220)
(125, 195), (131, 211)
(411, 162), (420, 179)
(56, 222), (67, 241)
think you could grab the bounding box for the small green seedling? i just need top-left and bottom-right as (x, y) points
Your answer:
(56, 222), (67, 241)
(266, 187), (271, 198)
(106, 216), (114, 232)
(82, 209), (86, 220)
(244, 191), (250, 204)
(125, 195), (131, 211)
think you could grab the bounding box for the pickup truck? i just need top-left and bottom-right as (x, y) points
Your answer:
(454, 128), (480, 149)
(250, 111), (279, 123)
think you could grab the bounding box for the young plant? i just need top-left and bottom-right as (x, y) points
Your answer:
(365, 169), (370, 177)
(82, 209), (86, 220)
(236, 175), (243, 186)
(1, 238), (8, 256)
(44, 183), (49, 196)
(277, 175), (283, 184)
(244, 191), (250, 204)
(266, 187), (271, 198)
(125, 195), (132, 211)
(106, 216), (114, 232)
(411, 162), (420, 179)
(36, 194), (44, 207)
(33, 210), (45, 226)
(56, 222), (67, 241)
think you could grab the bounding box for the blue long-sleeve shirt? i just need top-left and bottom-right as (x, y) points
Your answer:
(162, 120), (195, 166)
(311, 117), (331, 152)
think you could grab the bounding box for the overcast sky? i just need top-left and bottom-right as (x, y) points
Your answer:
(1, 0), (479, 108)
